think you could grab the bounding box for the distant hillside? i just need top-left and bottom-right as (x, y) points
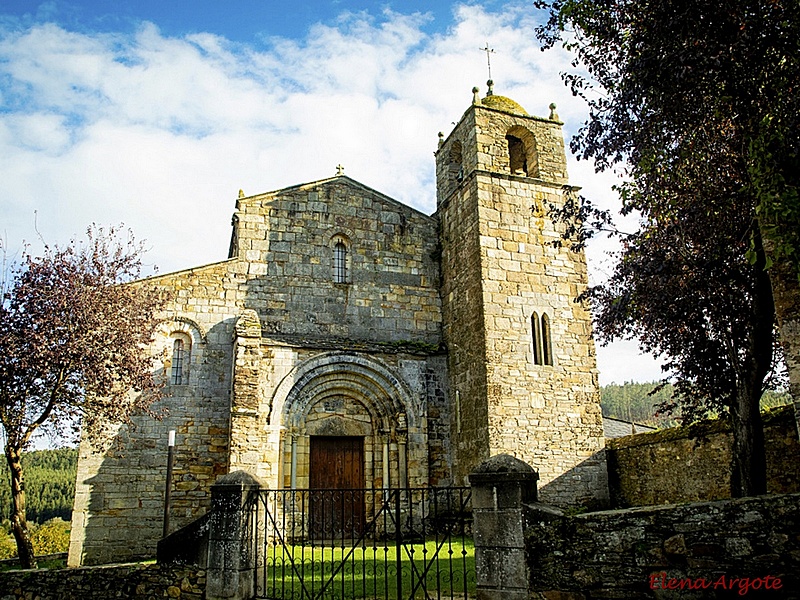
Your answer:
(601, 382), (678, 428)
(0, 447), (78, 524)
(601, 382), (792, 429)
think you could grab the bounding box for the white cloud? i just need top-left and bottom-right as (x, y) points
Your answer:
(0, 2), (662, 382)
(597, 339), (666, 386)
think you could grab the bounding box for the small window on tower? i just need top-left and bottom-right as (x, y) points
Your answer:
(541, 313), (554, 366)
(532, 312), (542, 365)
(506, 126), (539, 177)
(332, 235), (351, 284)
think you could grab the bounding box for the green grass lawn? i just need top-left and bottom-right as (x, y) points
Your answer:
(259, 537), (475, 599)
(0, 556), (67, 572)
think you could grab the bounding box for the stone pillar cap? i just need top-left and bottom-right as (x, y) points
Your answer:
(214, 470), (262, 487)
(469, 454), (539, 484)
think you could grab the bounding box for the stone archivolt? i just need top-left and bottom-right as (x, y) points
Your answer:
(274, 354), (411, 428)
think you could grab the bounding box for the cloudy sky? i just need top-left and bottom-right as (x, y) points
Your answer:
(0, 0), (663, 384)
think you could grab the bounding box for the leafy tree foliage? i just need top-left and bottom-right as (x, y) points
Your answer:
(536, 0), (798, 496)
(0, 518), (72, 560)
(30, 518), (71, 556)
(601, 382), (678, 428)
(0, 227), (164, 568)
(0, 524), (15, 560)
(536, 0), (800, 255)
(588, 187), (779, 498)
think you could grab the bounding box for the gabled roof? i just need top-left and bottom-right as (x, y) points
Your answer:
(238, 174), (435, 222)
(603, 416), (658, 439)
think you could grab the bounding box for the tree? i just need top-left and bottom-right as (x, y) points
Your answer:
(584, 183), (779, 496)
(0, 226), (164, 568)
(535, 0), (798, 495)
(30, 518), (71, 556)
(0, 447), (78, 524)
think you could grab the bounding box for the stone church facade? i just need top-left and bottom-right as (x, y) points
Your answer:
(68, 85), (608, 566)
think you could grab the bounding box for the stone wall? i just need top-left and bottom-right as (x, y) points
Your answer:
(70, 175), (447, 566)
(436, 89), (607, 507)
(525, 492), (800, 599)
(607, 405), (800, 507)
(438, 172), (490, 486)
(69, 90), (612, 568)
(232, 176), (442, 344)
(0, 563), (205, 600)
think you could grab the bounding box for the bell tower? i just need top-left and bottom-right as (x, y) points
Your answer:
(436, 82), (608, 507)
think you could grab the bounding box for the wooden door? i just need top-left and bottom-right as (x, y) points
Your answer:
(309, 436), (365, 539)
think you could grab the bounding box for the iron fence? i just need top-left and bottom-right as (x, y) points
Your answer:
(247, 487), (473, 600)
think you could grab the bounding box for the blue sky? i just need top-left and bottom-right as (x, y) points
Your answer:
(2, 1), (469, 40)
(0, 0), (662, 384)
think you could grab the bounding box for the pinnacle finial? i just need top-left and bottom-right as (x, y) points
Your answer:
(548, 103), (559, 121)
(472, 86), (480, 105)
(487, 79), (494, 96)
(238, 189), (245, 198)
(438, 131), (444, 147)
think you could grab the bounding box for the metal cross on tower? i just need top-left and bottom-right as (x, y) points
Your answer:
(480, 42), (496, 80)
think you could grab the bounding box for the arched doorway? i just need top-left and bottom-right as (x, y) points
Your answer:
(272, 352), (425, 494)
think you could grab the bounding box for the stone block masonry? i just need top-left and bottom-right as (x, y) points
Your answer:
(469, 454), (540, 600)
(0, 563), (206, 600)
(69, 175), (450, 566)
(231, 177), (442, 344)
(607, 404), (800, 507)
(437, 88), (607, 507)
(525, 492), (800, 599)
(69, 85), (609, 567)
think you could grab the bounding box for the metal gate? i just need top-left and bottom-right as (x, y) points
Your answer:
(247, 487), (474, 600)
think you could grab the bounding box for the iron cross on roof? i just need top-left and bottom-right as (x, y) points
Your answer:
(480, 42), (496, 80)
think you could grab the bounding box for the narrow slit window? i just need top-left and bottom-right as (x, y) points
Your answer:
(171, 338), (186, 385)
(532, 312), (543, 365)
(532, 312), (553, 366)
(334, 241), (348, 283)
(541, 313), (553, 366)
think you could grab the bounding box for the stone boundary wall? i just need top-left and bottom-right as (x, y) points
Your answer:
(0, 563), (205, 600)
(525, 492), (800, 599)
(607, 405), (800, 507)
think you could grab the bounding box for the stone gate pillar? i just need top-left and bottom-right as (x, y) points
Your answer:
(469, 454), (539, 600)
(206, 471), (261, 600)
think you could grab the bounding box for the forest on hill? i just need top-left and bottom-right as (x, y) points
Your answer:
(600, 381), (792, 428)
(0, 447), (77, 525)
